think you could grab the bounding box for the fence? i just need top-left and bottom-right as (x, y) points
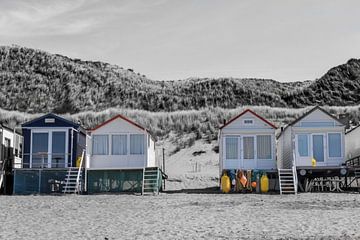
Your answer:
(13, 169), (70, 194)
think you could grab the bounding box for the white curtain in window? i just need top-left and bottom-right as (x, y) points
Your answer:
(243, 137), (254, 159)
(130, 134), (145, 155)
(225, 137), (238, 159)
(328, 133), (341, 157)
(257, 135), (271, 159)
(112, 135), (127, 155)
(298, 134), (309, 157)
(92, 135), (108, 155)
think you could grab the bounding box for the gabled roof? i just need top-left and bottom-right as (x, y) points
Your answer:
(286, 106), (344, 127)
(277, 106), (344, 138)
(220, 109), (277, 129)
(89, 114), (155, 140)
(22, 113), (81, 128)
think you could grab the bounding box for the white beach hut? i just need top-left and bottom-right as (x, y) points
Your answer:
(86, 114), (156, 169)
(86, 114), (161, 194)
(218, 109), (277, 173)
(277, 106), (345, 169)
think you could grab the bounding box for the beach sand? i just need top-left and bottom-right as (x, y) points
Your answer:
(0, 193), (359, 240)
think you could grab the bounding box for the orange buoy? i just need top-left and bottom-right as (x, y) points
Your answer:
(251, 181), (257, 188)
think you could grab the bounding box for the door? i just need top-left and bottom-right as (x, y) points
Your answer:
(52, 131), (67, 168)
(32, 132), (49, 168)
(312, 134), (325, 164)
(295, 134), (310, 166)
(242, 136), (256, 169)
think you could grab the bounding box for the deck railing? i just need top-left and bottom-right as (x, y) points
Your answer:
(21, 153), (72, 168)
(345, 155), (360, 167)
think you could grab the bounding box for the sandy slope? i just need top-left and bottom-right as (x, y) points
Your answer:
(0, 193), (359, 240)
(163, 140), (219, 190)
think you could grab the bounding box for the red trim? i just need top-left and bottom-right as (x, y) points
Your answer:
(219, 109), (277, 129)
(90, 114), (146, 132)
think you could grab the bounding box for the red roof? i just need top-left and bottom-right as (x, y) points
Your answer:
(220, 109), (277, 129)
(90, 114), (148, 133)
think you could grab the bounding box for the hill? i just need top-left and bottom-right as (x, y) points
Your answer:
(0, 46), (360, 114)
(0, 45), (320, 113)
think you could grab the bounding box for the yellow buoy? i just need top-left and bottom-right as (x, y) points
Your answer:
(221, 172), (231, 193)
(312, 158), (316, 167)
(260, 173), (269, 193)
(76, 156), (82, 168)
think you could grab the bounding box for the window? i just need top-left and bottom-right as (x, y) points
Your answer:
(92, 135), (108, 155)
(328, 133), (341, 157)
(52, 132), (66, 167)
(225, 137), (238, 159)
(257, 135), (272, 159)
(301, 122), (334, 127)
(130, 134), (144, 155)
(112, 135), (127, 155)
(32, 132), (49, 168)
(243, 119), (254, 125)
(298, 134), (309, 157)
(243, 136), (254, 159)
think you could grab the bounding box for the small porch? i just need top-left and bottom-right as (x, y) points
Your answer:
(295, 164), (359, 192)
(13, 168), (85, 195)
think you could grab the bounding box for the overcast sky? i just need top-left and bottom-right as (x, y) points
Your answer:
(0, 0), (359, 81)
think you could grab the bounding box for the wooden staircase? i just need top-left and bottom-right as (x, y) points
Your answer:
(142, 167), (160, 195)
(62, 150), (85, 194)
(278, 168), (297, 194)
(62, 168), (83, 194)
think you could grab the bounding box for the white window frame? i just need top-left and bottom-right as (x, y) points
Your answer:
(242, 135), (256, 160)
(92, 134), (109, 156)
(130, 134), (145, 155)
(30, 128), (69, 168)
(297, 134), (310, 157)
(327, 132), (342, 159)
(225, 136), (240, 160)
(111, 134), (128, 155)
(256, 135), (272, 160)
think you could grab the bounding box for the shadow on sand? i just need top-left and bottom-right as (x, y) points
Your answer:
(163, 187), (220, 194)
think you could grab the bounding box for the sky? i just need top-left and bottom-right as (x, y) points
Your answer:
(0, 0), (360, 82)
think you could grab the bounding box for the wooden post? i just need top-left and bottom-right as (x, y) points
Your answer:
(162, 148), (165, 190)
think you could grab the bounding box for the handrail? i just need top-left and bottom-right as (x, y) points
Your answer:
(22, 153), (72, 168)
(75, 149), (85, 194)
(292, 153), (298, 194)
(345, 155), (360, 167)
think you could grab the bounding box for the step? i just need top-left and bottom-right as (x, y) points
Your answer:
(281, 183), (294, 186)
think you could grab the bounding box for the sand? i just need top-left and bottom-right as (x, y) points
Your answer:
(164, 140), (219, 191)
(0, 193), (360, 240)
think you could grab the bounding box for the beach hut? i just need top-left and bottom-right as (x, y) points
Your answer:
(86, 114), (161, 194)
(277, 106), (345, 169)
(0, 125), (23, 194)
(219, 109), (277, 175)
(277, 106), (346, 193)
(13, 113), (87, 194)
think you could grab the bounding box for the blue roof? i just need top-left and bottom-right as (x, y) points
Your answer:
(22, 113), (80, 128)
